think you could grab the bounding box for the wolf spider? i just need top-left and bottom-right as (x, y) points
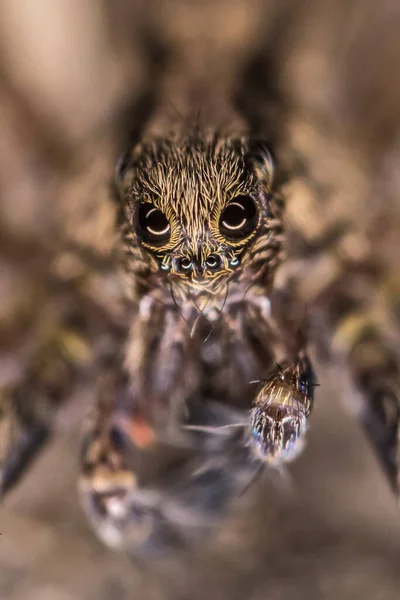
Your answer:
(1, 118), (399, 555)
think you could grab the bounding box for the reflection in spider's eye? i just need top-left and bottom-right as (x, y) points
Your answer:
(219, 196), (258, 240)
(138, 203), (170, 245)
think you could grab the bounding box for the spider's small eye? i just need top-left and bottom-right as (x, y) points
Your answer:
(205, 254), (221, 270)
(138, 203), (170, 245)
(177, 257), (192, 272)
(219, 196), (258, 240)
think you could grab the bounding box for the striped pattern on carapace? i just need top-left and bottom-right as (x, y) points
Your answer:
(115, 131), (284, 306)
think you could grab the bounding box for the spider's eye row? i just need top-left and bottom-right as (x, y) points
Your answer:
(219, 195), (258, 240)
(138, 203), (170, 245)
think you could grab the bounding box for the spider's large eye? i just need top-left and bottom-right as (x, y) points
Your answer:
(138, 203), (170, 245)
(219, 196), (258, 240)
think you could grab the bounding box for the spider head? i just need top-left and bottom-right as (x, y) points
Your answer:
(116, 134), (281, 296)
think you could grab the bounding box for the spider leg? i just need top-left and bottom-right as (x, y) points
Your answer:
(0, 329), (83, 496)
(77, 296), (203, 552)
(0, 398), (49, 496)
(78, 368), (161, 552)
(332, 299), (400, 497)
(180, 296), (317, 475)
(242, 297), (316, 467)
(123, 295), (200, 442)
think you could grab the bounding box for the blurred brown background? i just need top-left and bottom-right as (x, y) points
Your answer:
(1, 1), (400, 598)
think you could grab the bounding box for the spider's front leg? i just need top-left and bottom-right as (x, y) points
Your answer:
(123, 294), (200, 436)
(244, 299), (317, 468)
(187, 297), (317, 472)
(78, 296), (211, 553)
